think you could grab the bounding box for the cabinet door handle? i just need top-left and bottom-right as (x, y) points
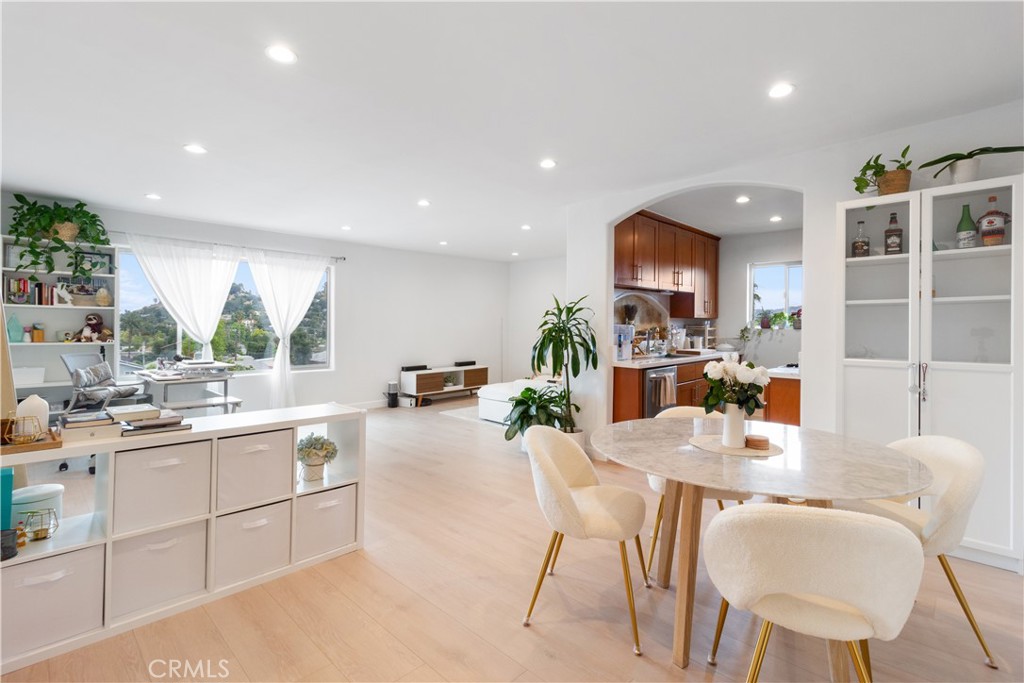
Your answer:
(908, 362), (920, 395)
(242, 518), (269, 530)
(315, 498), (342, 510)
(920, 362), (929, 402)
(22, 569), (72, 586)
(145, 538), (180, 552)
(638, 265), (643, 281)
(241, 444), (271, 454)
(147, 457), (184, 469)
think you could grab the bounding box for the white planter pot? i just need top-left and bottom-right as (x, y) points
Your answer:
(722, 403), (746, 448)
(949, 158), (981, 184)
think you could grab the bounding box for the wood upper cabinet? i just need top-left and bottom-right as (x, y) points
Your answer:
(704, 237), (719, 319)
(657, 223), (695, 292)
(615, 215), (658, 288)
(671, 233), (719, 319)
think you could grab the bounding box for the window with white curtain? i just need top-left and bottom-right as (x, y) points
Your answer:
(118, 252), (330, 373)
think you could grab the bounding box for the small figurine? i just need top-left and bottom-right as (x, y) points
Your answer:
(54, 283), (74, 306)
(77, 313), (105, 342)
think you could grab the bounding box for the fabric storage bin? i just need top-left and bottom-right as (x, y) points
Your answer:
(217, 429), (293, 510)
(113, 441), (211, 534)
(294, 485), (357, 561)
(111, 520), (207, 618)
(214, 500), (291, 588)
(1, 545), (104, 657)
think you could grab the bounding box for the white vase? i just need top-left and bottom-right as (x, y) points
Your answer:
(722, 403), (746, 448)
(949, 158), (980, 184)
(16, 394), (50, 438)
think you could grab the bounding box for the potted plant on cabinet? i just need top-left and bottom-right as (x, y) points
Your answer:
(297, 433), (338, 482)
(7, 194), (112, 281)
(504, 385), (575, 451)
(918, 145), (1024, 184)
(791, 308), (802, 329)
(853, 145), (913, 195)
(530, 295), (598, 442)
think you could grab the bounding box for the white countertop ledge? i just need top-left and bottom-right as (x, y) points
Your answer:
(767, 366), (801, 379)
(612, 352), (722, 370)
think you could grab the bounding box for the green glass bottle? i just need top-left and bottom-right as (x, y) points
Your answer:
(955, 204), (977, 249)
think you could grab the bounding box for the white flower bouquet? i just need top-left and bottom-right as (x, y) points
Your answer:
(701, 355), (770, 416)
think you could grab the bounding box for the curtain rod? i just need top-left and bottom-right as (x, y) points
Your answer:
(108, 231), (346, 262)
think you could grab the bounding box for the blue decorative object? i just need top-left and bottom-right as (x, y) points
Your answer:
(5, 313), (22, 344)
(1, 467), (13, 531)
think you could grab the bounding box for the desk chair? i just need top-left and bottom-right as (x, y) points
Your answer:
(61, 353), (146, 413)
(522, 425), (650, 655)
(704, 504), (923, 682)
(838, 435), (999, 669)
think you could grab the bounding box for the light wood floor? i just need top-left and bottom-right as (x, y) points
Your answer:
(4, 398), (1022, 682)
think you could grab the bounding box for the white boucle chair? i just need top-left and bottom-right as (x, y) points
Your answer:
(649, 406), (752, 664)
(837, 435), (999, 669)
(703, 504), (923, 683)
(522, 425), (650, 655)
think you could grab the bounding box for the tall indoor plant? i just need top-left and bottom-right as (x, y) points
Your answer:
(530, 295), (598, 434)
(7, 194), (111, 281)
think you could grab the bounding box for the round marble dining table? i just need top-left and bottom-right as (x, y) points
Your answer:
(590, 417), (933, 676)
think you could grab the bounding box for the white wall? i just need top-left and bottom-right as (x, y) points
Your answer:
(563, 100), (1024, 442)
(506, 256), (566, 380)
(718, 228), (802, 369)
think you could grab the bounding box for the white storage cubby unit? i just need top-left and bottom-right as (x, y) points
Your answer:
(0, 403), (365, 672)
(837, 174), (1022, 572)
(1, 235), (118, 413)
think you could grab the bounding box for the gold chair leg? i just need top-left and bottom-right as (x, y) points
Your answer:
(746, 620), (773, 683)
(847, 640), (871, 682)
(707, 598), (730, 665)
(859, 639), (872, 681)
(633, 534), (651, 588)
(646, 494), (664, 574)
(716, 499), (725, 511)
(547, 533), (564, 575)
(737, 499), (744, 505)
(619, 541), (642, 656)
(938, 554), (999, 668)
(523, 531), (558, 626)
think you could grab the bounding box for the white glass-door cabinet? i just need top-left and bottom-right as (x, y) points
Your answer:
(837, 174), (1022, 573)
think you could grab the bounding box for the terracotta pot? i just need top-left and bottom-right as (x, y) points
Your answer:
(760, 318), (771, 329)
(51, 222), (79, 242)
(878, 169), (911, 196)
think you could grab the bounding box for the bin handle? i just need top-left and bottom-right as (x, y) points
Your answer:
(145, 538), (180, 551)
(242, 444), (271, 454)
(22, 569), (72, 586)
(147, 457), (184, 469)
(315, 499), (341, 510)
(242, 518), (269, 530)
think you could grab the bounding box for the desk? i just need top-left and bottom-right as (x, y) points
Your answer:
(137, 370), (239, 414)
(590, 417), (932, 678)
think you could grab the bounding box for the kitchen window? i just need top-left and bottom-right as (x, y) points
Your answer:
(750, 261), (803, 320)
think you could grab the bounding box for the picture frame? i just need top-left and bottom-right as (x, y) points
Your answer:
(73, 251), (112, 276)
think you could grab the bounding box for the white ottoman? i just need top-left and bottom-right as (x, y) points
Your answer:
(478, 377), (561, 424)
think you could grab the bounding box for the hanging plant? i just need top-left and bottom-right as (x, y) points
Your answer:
(7, 194), (112, 281)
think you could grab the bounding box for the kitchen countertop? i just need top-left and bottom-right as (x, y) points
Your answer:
(767, 365), (801, 379)
(612, 351), (722, 370)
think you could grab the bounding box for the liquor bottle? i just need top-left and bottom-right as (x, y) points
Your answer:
(851, 220), (870, 257)
(977, 195), (1008, 247)
(884, 212), (903, 255)
(955, 204), (977, 249)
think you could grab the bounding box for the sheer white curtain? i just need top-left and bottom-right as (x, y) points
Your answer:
(127, 235), (241, 360)
(246, 249), (330, 408)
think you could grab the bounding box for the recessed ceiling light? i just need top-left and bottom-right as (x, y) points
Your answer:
(539, 158), (557, 169)
(439, 241), (447, 246)
(770, 215), (783, 223)
(521, 224), (532, 231)
(512, 252), (519, 256)
(265, 44), (297, 64)
(768, 82), (795, 98)
(340, 225), (351, 231)
(418, 199), (431, 207)
(144, 193), (161, 200)
(735, 195), (750, 204)
(183, 143), (207, 154)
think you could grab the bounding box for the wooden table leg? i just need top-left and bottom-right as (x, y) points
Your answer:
(656, 479), (682, 588)
(672, 483), (705, 668)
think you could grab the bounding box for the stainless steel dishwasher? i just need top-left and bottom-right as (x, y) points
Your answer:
(644, 365), (677, 417)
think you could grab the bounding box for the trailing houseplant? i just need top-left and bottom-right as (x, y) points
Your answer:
(297, 433), (338, 481)
(530, 295), (598, 434)
(7, 194), (111, 281)
(503, 386), (575, 442)
(853, 145), (913, 195)
(918, 145), (1024, 181)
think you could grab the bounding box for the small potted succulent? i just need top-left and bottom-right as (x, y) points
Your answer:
(791, 308), (802, 329)
(7, 194), (112, 281)
(297, 434), (338, 482)
(759, 310), (772, 329)
(853, 146), (913, 195)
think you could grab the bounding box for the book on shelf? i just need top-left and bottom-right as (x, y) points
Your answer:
(60, 423), (123, 442)
(121, 422), (193, 437)
(125, 409), (184, 429)
(60, 410), (114, 428)
(105, 403), (161, 421)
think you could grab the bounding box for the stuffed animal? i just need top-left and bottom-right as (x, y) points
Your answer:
(77, 313), (105, 342)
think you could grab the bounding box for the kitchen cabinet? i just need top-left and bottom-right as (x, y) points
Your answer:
(837, 174), (1022, 572)
(669, 233), (720, 319)
(614, 215), (659, 288)
(657, 223), (695, 291)
(764, 377), (800, 426)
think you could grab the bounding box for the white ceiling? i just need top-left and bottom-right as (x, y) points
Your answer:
(2, 2), (1021, 260)
(647, 185), (803, 236)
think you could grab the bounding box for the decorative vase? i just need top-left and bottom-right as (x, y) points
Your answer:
(877, 169), (912, 196)
(16, 394), (49, 440)
(760, 317), (771, 329)
(299, 452), (326, 481)
(949, 158), (981, 184)
(95, 287), (112, 307)
(793, 318), (802, 329)
(722, 403), (746, 449)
